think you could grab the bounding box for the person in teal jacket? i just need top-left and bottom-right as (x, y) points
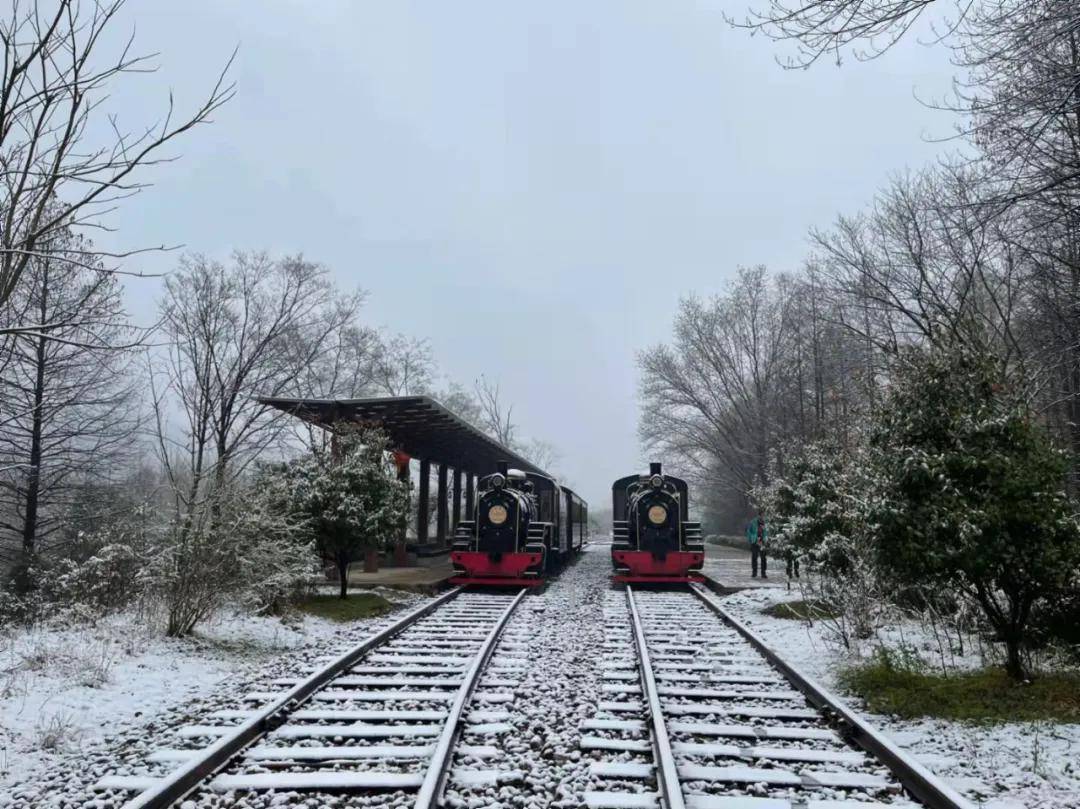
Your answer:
(746, 515), (767, 578)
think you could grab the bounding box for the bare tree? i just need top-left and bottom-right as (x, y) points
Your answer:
(155, 252), (358, 504)
(371, 334), (434, 397)
(925, 3), (1080, 215)
(282, 299), (377, 453)
(737, 0), (944, 65)
(639, 267), (794, 498)
(474, 374), (515, 448)
(0, 0), (234, 322)
(0, 224), (140, 568)
(437, 378), (559, 471)
(519, 437), (559, 472)
(436, 381), (484, 427)
(809, 168), (1024, 357)
(146, 252), (363, 634)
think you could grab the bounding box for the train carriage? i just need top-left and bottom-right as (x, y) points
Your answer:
(562, 486), (588, 555)
(611, 462), (704, 583)
(451, 461), (586, 587)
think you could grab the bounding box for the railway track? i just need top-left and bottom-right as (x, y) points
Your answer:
(582, 584), (976, 809)
(92, 587), (526, 809)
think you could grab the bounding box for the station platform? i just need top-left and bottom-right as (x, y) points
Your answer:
(701, 543), (784, 593)
(337, 543), (789, 594)
(346, 560), (454, 593)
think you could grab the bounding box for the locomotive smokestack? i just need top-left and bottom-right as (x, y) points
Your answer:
(650, 462), (662, 476)
(497, 460), (509, 475)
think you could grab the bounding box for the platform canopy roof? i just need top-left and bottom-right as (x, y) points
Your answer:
(258, 395), (552, 477)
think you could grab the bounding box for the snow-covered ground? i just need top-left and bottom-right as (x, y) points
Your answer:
(0, 587), (423, 805)
(4, 551), (1073, 808)
(0, 545), (617, 809)
(441, 538), (610, 808)
(719, 586), (1080, 809)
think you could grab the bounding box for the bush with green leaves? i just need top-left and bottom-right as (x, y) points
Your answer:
(869, 343), (1080, 680)
(755, 439), (888, 646)
(284, 426), (410, 599)
(756, 439), (873, 575)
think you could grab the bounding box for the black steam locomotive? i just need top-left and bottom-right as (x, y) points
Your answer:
(450, 461), (587, 587)
(611, 462), (704, 583)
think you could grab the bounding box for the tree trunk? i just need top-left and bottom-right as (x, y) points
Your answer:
(1003, 633), (1027, 681)
(21, 264), (49, 558)
(337, 556), (349, 599)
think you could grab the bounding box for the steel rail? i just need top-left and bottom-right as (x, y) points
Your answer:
(689, 583), (977, 809)
(626, 585), (687, 809)
(123, 586), (464, 809)
(414, 588), (527, 808)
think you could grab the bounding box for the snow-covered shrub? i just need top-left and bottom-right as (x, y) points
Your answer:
(1, 498), (159, 626)
(232, 463), (319, 616)
(755, 437), (889, 648)
(283, 425), (411, 599)
(0, 556), (47, 625)
(145, 466), (320, 637)
(868, 342), (1080, 680)
(797, 542), (889, 649)
(47, 542), (143, 614)
(146, 518), (242, 637)
(0, 588), (31, 627)
(144, 509), (237, 638)
(754, 438), (871, 571)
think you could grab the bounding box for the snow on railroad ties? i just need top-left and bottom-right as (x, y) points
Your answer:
(0, 588), (424, 808)
(578, 586), (659, 809)
(38, 586), (542, 809)
(440, 541), (615, 809)
(718, 585), (1080, 809)
(634, 589), (924, 809)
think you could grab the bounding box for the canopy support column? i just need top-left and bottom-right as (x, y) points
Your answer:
(452, 468), (462, 531)
(465, 472), (475, 520)
(417, 459), (430, 544)
(394, 452), (411, 565)
(436, 463), (449, 545)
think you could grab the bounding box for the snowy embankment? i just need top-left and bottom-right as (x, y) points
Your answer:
(0, 587), (423, 805)
(5, 552), (1074, 808)
(720, 586), (1080, 809)
(0, 545), (618, 809)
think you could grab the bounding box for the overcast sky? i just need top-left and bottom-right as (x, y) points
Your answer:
(101, 1), (957, 506)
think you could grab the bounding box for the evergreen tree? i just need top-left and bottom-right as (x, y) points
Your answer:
(869, 342), (1080, 680)
(756, 439), (871, 577)
(287, 426), (410, 599)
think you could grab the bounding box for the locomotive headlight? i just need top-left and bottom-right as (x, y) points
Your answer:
(650, 474), (663, 488)
(488, 505), (509, 525)
(647, 504), (668, 525)
(491, 473), (506, 489)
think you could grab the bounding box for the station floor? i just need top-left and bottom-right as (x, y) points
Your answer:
(339, 541), (789, 594)
(701, 543), (785, 591)
(346, 559), (454, 593)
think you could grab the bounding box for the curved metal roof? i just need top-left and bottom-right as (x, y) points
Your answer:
(258, 395), (553, 478)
